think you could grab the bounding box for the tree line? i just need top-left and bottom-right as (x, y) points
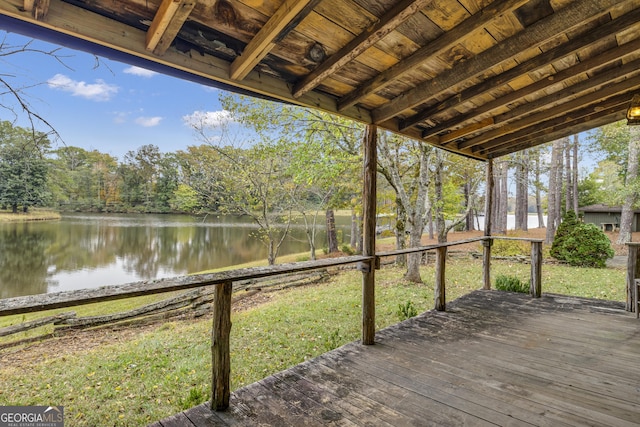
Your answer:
(1, 92), (638, 275)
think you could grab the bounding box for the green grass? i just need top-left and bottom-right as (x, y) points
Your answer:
(0, 259), (626, 426)
(0, 209), (61, 222)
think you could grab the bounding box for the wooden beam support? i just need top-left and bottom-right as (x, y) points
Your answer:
(372, 0), (618, 123)
(435, 246), (446, 311)
(146, 0), (196, 56)
(425, 37), (640, 141)
(211, 281), (232, 411)
(530, 241), (542, 298)
(460, 78), (640, 151)
(362, 124), (377, 345)
(230, 0), (316, 81)
(293, 0), (435, 99)
(483, 159), (493, 290)
(337, 0), (530, 111)
(403, 8), (640, 132)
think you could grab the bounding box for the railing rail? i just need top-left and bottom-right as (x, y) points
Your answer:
(0, 236), (545, 411)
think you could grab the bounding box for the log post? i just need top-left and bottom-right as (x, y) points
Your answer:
(211, 281), (232, 411)
(625, 243), (640, 312)
(530, 241), (542, 298)
(362, 124), (377, 345)
(483, 159), (494, 290)
(435, 246), (447, 311)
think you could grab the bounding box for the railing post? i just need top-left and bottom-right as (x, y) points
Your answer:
(530, 241), (542, 298)
(211, 281), (232, 411)
(362, 124), (377, 345)
(482, 239), (492, 290)
(435, 247), (447, 311)
(626, 243), (640, 312)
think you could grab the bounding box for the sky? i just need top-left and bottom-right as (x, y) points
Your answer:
(1, 31), (237, 159)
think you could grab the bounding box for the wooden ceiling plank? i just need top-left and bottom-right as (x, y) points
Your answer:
(0, 0), (371, 121)
(400, 6), (640, 131)
(424, 35), (640, 140)
(230, 0), (317, 81)
(480, 95), (630, 152)
(337, 0), (530, 111)
(291, 0), (434, 99)
(146, 0), (196, 56)
(485, 105), (627, 158)
(372, 0), (622, 123)
(439, 118), (494, 144)
(457, 78), (640, 150)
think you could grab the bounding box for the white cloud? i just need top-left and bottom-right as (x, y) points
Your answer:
(135, 116), (163, 127)
(47, 74), (118, 101)
(123, 66), (158, 78)
(182, 110), (234, 127)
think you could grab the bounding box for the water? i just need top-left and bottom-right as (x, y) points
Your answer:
(0, 213), (350, 298)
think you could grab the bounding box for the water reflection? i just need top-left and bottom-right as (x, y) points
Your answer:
(0, 213), (348, 297)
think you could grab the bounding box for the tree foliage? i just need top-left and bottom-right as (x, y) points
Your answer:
(550, 210), (579, 259)
(553, 223), (614, 268)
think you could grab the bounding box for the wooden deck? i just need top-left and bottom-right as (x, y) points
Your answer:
(151, 290), (640, 426)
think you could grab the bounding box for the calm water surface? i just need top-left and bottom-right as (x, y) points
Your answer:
(0, 213), (349, 298)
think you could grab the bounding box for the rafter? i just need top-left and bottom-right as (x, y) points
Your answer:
(424, 36), (640, 140)
(399, 7), (640, 132)
(146, 0), (196, 56)
(372, 0), (620, 124)
(230, 0), (318, 81)
(292, 0), (435, 99)
(458, 78), (640, 151)
(337, 0), (530, 112)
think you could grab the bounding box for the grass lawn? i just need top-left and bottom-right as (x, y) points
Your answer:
(0, 258), (626, 426)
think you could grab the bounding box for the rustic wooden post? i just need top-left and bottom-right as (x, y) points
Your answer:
(362, 124), (377, 345)
(530, 240), (542, 298)
(483, 158), (494, 290)
(435, 246), (447, 311)
(625, 243), (640, 312)
(211, 281), (232, 411)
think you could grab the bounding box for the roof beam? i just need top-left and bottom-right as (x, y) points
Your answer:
(486, 107), (626, 159)
(424, 36), (640, 140)
(292, 0), (436, 99)
(146, 0), (196, 56)
(230, 0), (318, 81)
(372, 0), (620, 124)
(458, 78), (640, 151)
(400, 7), (640, 132)
(337, 0), (530, 112)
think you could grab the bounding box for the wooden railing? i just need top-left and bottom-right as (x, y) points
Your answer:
(0, 236), (544, 411)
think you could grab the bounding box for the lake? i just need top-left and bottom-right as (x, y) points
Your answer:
(0, 213), (351, 298)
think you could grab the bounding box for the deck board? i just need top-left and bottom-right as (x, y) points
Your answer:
(153, 290), (640, 426)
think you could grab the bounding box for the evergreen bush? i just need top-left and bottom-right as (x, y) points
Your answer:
(550, 210), (580, 259)
(555, 223), (614, 268)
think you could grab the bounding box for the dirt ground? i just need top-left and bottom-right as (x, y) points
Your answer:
(1, 227), (632, 371)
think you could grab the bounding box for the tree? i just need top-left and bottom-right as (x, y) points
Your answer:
(618, 127), (640, 244)
(545, 138), (564, 244)
(0, 121), (50, 212)
(378, 132), (432, 283)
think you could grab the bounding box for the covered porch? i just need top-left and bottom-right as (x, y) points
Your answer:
(153, 290), (640, 426)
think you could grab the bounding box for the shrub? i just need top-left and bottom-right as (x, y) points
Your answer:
(550, 211), (580, 259)
(397, 300), (418, 320)
(495, 274), (529, 293)
(491, 238), (529, 257)
(340, 244), (355, 255)
(555, 223), (614, 268)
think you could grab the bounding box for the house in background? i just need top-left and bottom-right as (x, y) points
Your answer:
(579, 204), (640, 232)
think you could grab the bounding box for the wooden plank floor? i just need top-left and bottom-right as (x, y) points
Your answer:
(151, 290), (640, 426)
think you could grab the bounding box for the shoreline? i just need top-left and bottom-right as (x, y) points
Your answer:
(0, 210), (61, 223)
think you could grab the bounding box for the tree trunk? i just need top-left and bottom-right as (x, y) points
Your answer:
(394, 197), (407, 266)
(435, 150), (447, 243)
(617, 127), (640, 244)
(464, 180), (474, 231)
(514, 152), (528, 231)
(565, 137), (572, 214)
(326, 209), (339, 253)
(545, 139), (564, 244)
(535, 154), (545, 228)
(11, 203), (17, 214)
(350, 210), (358, 249)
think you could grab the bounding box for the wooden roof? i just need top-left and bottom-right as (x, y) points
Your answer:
(1, 0), (639, 160)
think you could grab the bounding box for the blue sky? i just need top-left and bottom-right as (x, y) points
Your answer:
(1, 31), (235, 159)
